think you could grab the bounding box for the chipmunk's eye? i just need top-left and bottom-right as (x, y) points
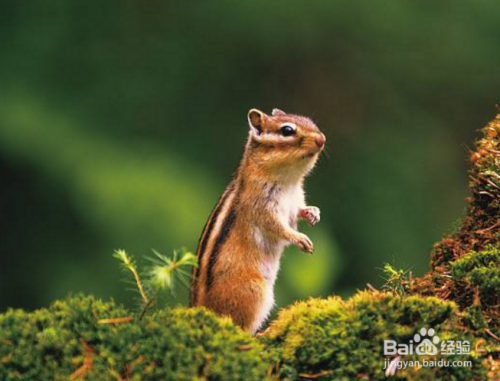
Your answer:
(280, 124), (296, 137)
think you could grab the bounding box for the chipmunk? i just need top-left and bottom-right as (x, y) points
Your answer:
(190, 108), (326, 334)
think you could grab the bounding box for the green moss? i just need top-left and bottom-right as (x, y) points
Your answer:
(261, 291), (485, 381)
(0, 295), (271, 381)
(449, 245), (500, 332)
(451, 245), (500, 297)
(461, 305), (489, 331)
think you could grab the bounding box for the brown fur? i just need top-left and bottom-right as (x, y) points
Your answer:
(191, 108), (325, 333)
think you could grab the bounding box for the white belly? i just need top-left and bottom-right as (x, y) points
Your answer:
(276, 184), (304, 230)
(251, 281), (275, 333)
(251, 184), (305, 332)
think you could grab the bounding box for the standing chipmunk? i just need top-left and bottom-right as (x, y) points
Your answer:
(190, 108), (326, 334)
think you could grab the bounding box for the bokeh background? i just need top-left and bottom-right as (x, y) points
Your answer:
(1, 1), (500, 312)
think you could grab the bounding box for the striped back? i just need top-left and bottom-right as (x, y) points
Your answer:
(190, 181), (238, 305)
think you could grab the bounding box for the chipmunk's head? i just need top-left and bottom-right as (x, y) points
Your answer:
(246, 108), (326, 180)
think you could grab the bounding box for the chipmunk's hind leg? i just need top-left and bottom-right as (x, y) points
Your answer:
(204, 274), (265, 334)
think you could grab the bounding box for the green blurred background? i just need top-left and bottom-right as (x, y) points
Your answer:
(1, 1), (499, 312)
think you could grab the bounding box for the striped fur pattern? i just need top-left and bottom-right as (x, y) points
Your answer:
(190, 108), (325, 333)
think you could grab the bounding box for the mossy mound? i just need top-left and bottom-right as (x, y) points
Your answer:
(408, 113), (500, 377)
(0, 295), (271, 381)
(261, 291), (485, 381)
(421, 113), (500, 287)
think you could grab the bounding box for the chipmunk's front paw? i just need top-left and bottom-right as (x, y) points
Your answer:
(292, 232), (314, 254)
(300, 206), (321, 226)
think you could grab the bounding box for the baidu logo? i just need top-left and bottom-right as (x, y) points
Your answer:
(384, 327), (469, 356)
(383, 326), (472, 375)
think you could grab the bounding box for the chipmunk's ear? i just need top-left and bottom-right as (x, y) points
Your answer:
(272, 108), (286, 116)
(248, 108), (266, 134)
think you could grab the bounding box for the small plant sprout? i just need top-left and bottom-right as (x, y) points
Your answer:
(113, 248), (197, 316)
(113, 249), (149, 304)
(146, 248), (198, 296)
(381, 263), (412, 296)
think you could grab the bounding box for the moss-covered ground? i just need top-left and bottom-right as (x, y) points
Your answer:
(0, 295), (271, 381)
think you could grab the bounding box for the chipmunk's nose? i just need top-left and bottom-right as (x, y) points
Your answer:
(315, 133), (326, 148)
